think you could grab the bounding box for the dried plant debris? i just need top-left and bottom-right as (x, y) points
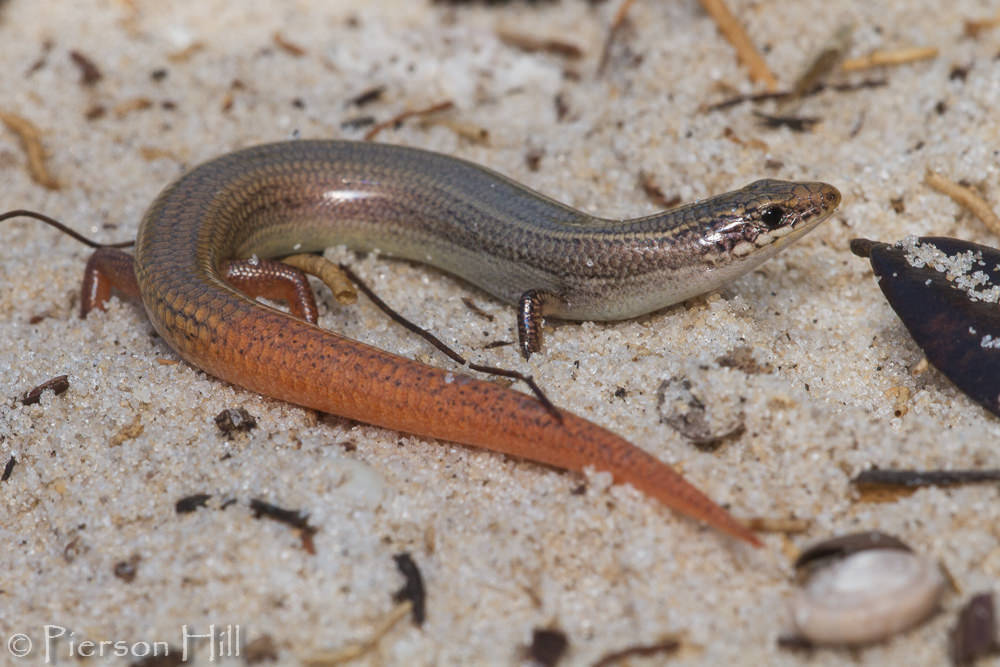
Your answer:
(779, 24), (853, 113)
(272, 32), (307, 57)
(391, 552), (426, 626)
(841, 46), (938, 71)
(950, 592), (998, 665)
(113, 554), (141, 583)
(638, 171), (680, 209)
(69, 50), (102, 86)
(656, 377), (745, 450)
(2, 456), (15, 481)
(704, 79), (886, 112)
(214, 407), (257, 436)
(175, 493), (212, 514)
(346, 85), (386, 108)
(965, 14), (1000, 38)
(716, 345), (773, 374)
(496, 27), (582, 59)
(592, 638), (680, 667)
(853, 468), (1000, 490)
(790, 532), (945, 646)
(753, 110), (820, 132)
(925, 171), (1000, 238)
(364, 100), (454, 141)
(250, 498), (318, 554)
(0, 110), (60, 189)
(851, 236), (1000, 418)
(20, 374), (69, 405)
(524, 627), (568, 667)
(698, 0), (777, 89)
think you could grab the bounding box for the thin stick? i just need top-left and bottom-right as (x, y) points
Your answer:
(363, 101), (454, 141)
(338, 264), (562, 421)
(698, 0), (778, 90)
(925, 171), (1000, 237)
(281, 254), (358, 304)
(841, 46), (938, 71)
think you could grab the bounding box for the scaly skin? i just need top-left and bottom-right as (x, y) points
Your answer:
(119, 140), (840, 545)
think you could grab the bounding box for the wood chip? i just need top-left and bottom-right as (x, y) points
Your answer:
(109, 414), (144, 446)
(113, 97), (154, 117)
(346, 85), (385, 108)
(166, 41), (205, 63)
(175, 493), (212, 514)
(21, 374), (70, 405)
(925, 171), (1000, 237)
(496, 26), (583, 59)
(69, 50), (102, 86)
(273, 31), (307, 57)
(841, 46), (938, 71)
(745, 516), (812, 534)
(139, 146), (177, 162)
(0, 110), (60, 189)
(964, 14), (1000, 38)
(698, 0), (778, 90)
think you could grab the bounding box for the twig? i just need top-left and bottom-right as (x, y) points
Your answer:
(338, 264), (562, 421)
(841, 46), (938, 71)
(779, 24), (853, 112)
(496, 27), (582, 59)
(703, 78), (886, 112)
(0, 110), (60, 189)
(965, 14), (1000, 38)
(364, 101), (454, 141)
(698, 0), (778, 90)
(281, 254), (358, 305)
(925, 171), (1000, 237)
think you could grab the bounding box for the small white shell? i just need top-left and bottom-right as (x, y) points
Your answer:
(792, 548), (945, 645)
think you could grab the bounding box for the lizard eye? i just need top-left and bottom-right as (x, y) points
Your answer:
(760, 205), (786, 229)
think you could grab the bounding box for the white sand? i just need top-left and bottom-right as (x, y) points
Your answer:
(1, 1), (998, 665)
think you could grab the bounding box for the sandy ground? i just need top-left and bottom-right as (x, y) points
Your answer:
(2, 1), (999, 665)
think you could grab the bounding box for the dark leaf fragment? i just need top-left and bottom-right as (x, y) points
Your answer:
(175, 493), (211, 514)
(852, 236), (1000, 418)
(950, 592), (997, 665)
(392, 552), (426, 626)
